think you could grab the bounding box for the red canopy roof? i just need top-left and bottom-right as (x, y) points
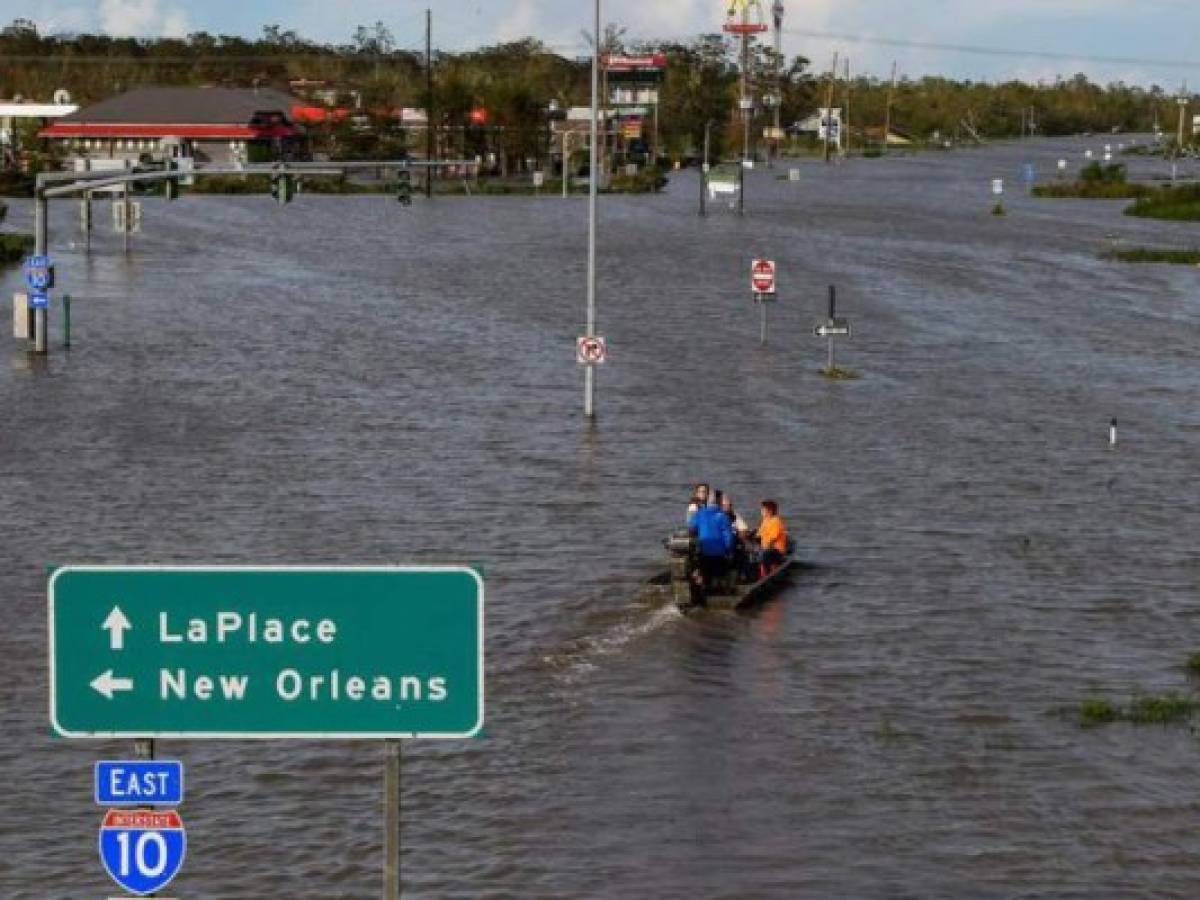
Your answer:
(40, 122), (300, 140)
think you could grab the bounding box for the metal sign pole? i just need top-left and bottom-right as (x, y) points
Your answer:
(33, 189), (48, 354)
(133, 737), (157, 898)
(584, 0), (600, 420)
(760, 299), (767, 346)
(738, 155), (745, 216)
(83, 192), (92, 254)
(828, 335), (834, 371)
(383, 741), (402, 900)
(123, 184), (131, 255)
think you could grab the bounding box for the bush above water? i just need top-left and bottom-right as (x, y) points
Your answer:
(1126, 184), (1200, 221)
(1101, 247), (1200, 264)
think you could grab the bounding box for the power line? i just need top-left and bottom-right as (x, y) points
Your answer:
(784, 28), (1199, 72)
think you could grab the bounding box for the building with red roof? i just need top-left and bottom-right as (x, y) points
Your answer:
(40, 86), (305, 166)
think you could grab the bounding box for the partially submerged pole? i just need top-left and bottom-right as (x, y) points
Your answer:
(122, 183), (131, 255)
(584, 0), (599, 419)
(827, 285), (837, 371)
(383, 741), (402, 900)
(33, 185), (48, 354)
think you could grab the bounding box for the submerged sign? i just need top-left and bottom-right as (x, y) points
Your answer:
(50, 566), (484, 739)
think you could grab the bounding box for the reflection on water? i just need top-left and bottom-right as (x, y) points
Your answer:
(1, 137), (1199, 897)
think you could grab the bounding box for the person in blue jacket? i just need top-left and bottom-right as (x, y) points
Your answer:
(691, 490), (736, 588)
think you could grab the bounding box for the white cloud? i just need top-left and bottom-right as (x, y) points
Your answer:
(97, 0), (190, 37)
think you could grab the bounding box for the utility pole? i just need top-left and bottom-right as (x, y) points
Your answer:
(771, 0), (784, 167)
(1177, 85), (1188, 152)
(883, 61), (897, 153)
(822, 51), (838, 163)
(740, 1), (752, 167)
(843, 57), (851, 156)
(699, 120), (711, 217)
(425, 9), (434, 199)
(585, 0), (599, 419)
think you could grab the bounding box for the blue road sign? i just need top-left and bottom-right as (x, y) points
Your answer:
(99, 808), (186, 896)
(1021, 163), (1036, 184)
(23, 255), (51, 291)
(28, 291), (48, 310)
(96, 760), (184, 806)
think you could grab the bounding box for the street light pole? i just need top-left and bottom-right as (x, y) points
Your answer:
(585, 0), (599, 419)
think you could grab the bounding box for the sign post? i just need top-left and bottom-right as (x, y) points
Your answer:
(814, 284), (852, 372)
(750, 258), (776, 345)
(50, 565), (483, 900)
(23, 253), (53, 354)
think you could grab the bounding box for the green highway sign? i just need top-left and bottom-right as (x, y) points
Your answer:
(49, 566), (483, 740)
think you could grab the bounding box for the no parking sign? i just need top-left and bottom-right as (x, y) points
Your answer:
(576, 336), (607, 365)
(99, 808), (186, 896)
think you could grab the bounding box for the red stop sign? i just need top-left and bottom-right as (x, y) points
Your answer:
(751, 259), (776, 294)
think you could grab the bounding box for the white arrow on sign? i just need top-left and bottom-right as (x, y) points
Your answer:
(91, 670), (135, 700)
(814, 324), (851, 337)
(102, 605), (132, 650)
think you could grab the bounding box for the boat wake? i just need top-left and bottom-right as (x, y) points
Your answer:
(540, 589), (683, 682)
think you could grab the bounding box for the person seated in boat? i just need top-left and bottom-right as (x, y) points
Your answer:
(691, 493), (736, 588)
(686, 483), (710, 526)
(720, 493), (749, 535)
(720, 494), (753, 581)
(755, 499), (788, 577)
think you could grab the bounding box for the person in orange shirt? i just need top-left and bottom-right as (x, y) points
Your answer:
(756, 499), (788, 576)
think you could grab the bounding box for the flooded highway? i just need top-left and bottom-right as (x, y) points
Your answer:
(2, 137), (1199, 897)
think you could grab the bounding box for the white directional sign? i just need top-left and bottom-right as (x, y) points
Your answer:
(814, 321), (851, 337)
(576, 336), (607, 365)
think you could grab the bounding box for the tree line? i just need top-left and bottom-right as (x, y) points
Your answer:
(1, 18), (1192, 169)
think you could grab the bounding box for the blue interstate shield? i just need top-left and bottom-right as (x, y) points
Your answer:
(98, 808), (186, 896)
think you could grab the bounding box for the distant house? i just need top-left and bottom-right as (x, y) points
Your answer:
(39, 87), (306, 166)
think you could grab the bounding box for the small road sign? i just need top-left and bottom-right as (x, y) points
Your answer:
(24, 255), (52, 291)
(576, 336), (607, 365)
(991, 178), (1004, 195)
(99, 808), (186, 896)
(113, 201), (143, 234)
(751, 258), (776, 295)
(49, 566), (484, 739)
(28, 290), (49, 310)
(96, 760), (184, 806)
(814, 319), (852, 337)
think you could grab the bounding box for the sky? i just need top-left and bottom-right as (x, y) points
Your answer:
(11, 0), (1200, 88)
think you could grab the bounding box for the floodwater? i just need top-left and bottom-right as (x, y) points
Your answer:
(2, 137), (1199, 898)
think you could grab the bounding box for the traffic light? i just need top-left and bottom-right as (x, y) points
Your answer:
(396, 170), (412, 206)
(271, 173), (295, 205)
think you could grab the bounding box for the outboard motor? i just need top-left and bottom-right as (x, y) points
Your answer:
(665, 529), (696, 608)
